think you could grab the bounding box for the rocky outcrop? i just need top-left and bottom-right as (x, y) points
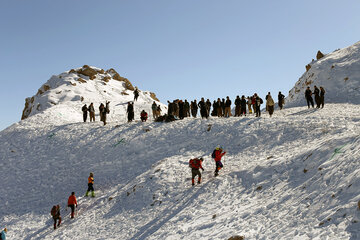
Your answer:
(106, 68), (134, 90)
(77, 65), (97, 77)
(306, 64), (311, 72)
(316, 50), (325, 60)
(150, 92), (159, 101)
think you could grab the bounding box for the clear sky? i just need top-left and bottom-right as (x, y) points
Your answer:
(1, 0), (360, 131)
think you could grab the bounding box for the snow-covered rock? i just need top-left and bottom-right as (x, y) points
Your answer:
(21, 65), (165, 124)
(286, 41), (360, 107)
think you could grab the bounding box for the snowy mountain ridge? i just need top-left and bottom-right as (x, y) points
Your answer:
(21, 65), (165, 125)
(286, 41), (360, 107)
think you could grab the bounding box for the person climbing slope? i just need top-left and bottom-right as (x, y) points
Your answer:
(189, 157), (204, 186)
(213, 147), (226, 176)
(67, 192), (78, 219)
(50, 205), (62, 229)
(85, 172), (95, 197)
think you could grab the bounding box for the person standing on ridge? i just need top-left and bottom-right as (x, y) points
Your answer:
(278, 91), (285, 110)
(240, 95), (247, 116)
(266, 93), (275, 117)
(189, 157), (204, 186)
(133, 87), (139, 101)
(85, 172), (95, 197)
(89, 103), (95, 122)
(313, 85), (320, 108)
(320, 86), (325, 108)
(224, 96), (232, 117)
(51, 205), (62, 229)
(234, 96), (241, 117)
(1, 228), (7, 240)
(67, 192), (78, 219)
(198, 98), (207, 119)
(127, 102), (134, 122)
(191, 100), (198, 118)
(305, 87), (314, 108)
(213, 147), (226, 176)
(82, 104), (88, 122)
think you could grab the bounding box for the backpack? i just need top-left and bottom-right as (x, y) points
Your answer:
(260, 98), (263, 104)
(189, 158), (200, 169)
(51, 206), (57, 216)
(211, 150), (216, 159)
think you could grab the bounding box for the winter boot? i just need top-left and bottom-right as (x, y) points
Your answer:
(54, 223), (57, 230)
(91, 191), (95, 197)
(85, 191), (89, 197)
(192, 178), (195, 186)
(71, 212), (74, 219)
(198, 177), (201, 184)
(58, 217), (62, 227)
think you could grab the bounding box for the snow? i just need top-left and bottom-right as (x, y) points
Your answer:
(1, 42), (360, 239)
(1, 104), (359, 239)
(286, 41), (360, 107)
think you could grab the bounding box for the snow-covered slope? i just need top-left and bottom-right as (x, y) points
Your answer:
(21, 65), (165, 124)
(286, 41), (360, 107)
(1, 104), (359, 239)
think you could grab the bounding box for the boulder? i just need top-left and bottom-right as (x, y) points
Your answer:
(77, 78), (87, 83)
(228, 236), (245, 240)
(150, 92), (160, 101)
(305, 64), (311, 72)
(77, 66), (98, 77)
(316, 50), (325, 60)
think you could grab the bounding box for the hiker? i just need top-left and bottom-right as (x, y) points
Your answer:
(67, 192), (78, 219)
(51, 205), (62, 229)
(211, 100), (217, 116)
(133, 87), (139, 101)
(167, 101), (174, 116)
(82, 104), (88, 122)
(152, 101), (158, 119)
(140, 110), (148, 122)
(99, 103), (108, 125)
(215, 98), (222, 117)
(1, 228), (7, 240)
(320, 86), (325, 108)
(127, 102), (134, 122)
(266, 93), (275, 117)
(213, 147), (226, 176)
(224, 96), (232, 117)
(198, 98), (207, 119)
(254, 94), (263, 117)
(85, 172), (95, 197)
(184, 100), (190, 117)
(156, 105), (162, 118)
(247, 97), (252, 114)
(305, 87), (314, 108)
(190, 100), (198, 118)
(189, 157), (204, 186)
(89, 103), (95, 122)
(234, 96), (241, 117)
(206, 99), (211, 118)
(178, 100), (185, 119)
(240, 95), (247, 116)
(314, 86), (320, 108)
(278, 91), (285, 110)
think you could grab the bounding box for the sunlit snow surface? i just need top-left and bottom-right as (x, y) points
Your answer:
(1, 103), (359, 239)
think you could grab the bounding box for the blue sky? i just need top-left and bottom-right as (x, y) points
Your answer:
(1, 0), (360, 130)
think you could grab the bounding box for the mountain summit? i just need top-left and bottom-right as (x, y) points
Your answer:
(286, 41), (360, 107)
(21, 65), (164, 124)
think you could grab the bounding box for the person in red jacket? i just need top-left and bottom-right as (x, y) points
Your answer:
(213, 147), (226, 176)
(67, 192), (78, 219)
(189, 157), (204, 186)
(140, 110), (148, 122)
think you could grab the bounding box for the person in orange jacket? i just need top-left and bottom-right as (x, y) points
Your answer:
(213, 147), (226, 176)
(85, 172), (95, 197)
(67, 192), (78, 219)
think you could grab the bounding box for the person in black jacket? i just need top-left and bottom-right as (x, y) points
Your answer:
(206, 99), (211, 118)
(240, 95), (247, 116)
(320, 87), (325, 108)
(278, 92), (285, 110)
(234, 96), (241, 117)
(313, 86), (320, 108)
(305, 87), (314, 108)
(178, 100), (185, 119)
(82, 104), (88, 122)
(224, 96), (232, 117)
(127, 102), (134, 122)
(198, 98), (208, 119)
(190, 100), (198, 118)
(133, 87), (139, 101)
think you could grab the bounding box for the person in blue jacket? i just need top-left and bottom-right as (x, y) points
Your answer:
(1, 228), (7, 240)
